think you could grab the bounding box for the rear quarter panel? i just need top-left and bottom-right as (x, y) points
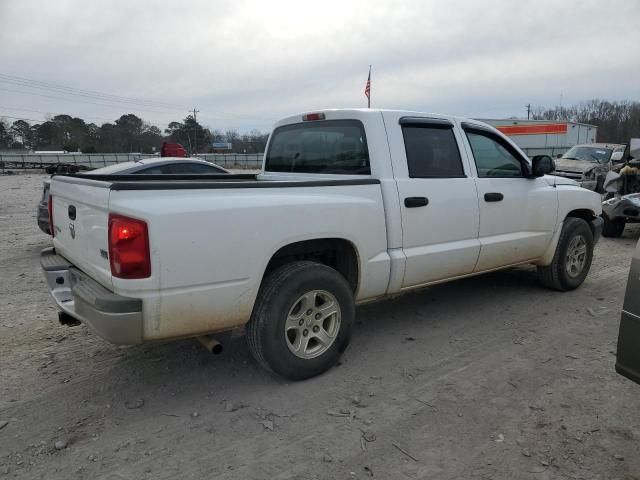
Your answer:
(109, 184), (389, 340)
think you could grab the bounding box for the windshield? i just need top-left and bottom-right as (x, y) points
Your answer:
(265, 120), (370, 174)
(561, 146), (612, 163)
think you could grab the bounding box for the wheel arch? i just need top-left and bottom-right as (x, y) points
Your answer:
(565, 208), (599, 238)
(261, 238), (361, 294)
(537, 208), (598, 266)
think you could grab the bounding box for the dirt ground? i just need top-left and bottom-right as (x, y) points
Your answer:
(1, 173), (639, 480)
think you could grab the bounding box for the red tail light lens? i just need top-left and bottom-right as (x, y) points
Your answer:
(108, 213), (151, 279)
(48, 194), (54, 237)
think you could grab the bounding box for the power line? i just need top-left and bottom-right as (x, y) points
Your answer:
(0, 105), (114, 123)
(0, 79), (184, 110)
(0, 73), (276, 124)
(0, 87), (178, 115)
(0, 85), (274, 124)
(0, 73), (187, 110)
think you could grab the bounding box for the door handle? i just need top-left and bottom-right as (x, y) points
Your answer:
(484, 192), (504, 202)
(404, 197), (429, 208)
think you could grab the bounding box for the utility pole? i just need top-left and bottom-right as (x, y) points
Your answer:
(189, 108), (200, 155)
(525, 103), (532, 120)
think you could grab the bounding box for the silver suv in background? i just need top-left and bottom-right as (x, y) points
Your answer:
(553, 143), (626, 192)
(617, 238), (640, 385)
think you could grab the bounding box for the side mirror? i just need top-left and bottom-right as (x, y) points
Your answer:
(532, 155), (555, 177)
(611, 151), (625, 163)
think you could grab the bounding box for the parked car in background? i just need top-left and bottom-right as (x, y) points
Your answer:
(41, 109), (603, 380)
(553, 143), (626, 192)
(37, 158), (228, 234)
(616, 238), (640, 385)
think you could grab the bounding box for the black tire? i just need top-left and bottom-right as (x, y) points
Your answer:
(247, 261), (354, 381)
(537, 217), (594, 291)
(601, 213), (625, 238)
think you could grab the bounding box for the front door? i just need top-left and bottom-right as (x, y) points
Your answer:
(462, 127), (558, 272)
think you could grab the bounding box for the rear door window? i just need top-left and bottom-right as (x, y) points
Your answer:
(265, 120), (370, 174)
(402, 125), (465, 178)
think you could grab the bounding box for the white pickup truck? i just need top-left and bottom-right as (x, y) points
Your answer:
(42, 109), (603, 380)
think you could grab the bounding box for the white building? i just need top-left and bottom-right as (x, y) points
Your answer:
(478, 119), (598, 157)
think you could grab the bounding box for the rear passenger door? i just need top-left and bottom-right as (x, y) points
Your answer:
(461, 124), (558, 271)
(383, 113), (481, 287)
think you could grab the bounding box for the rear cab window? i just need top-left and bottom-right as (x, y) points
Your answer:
(265, 120), (370, 174)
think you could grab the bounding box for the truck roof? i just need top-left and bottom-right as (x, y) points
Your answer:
(273, 108), (491, 130)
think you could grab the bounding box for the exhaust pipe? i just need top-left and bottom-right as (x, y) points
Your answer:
(196, 335), (223, 355)
(58, 311), (81, 327)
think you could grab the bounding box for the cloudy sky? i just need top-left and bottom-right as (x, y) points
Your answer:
(0, 0), (639, 132)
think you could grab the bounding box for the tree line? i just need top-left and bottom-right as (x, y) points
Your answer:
(0, 113), (270, 154)
(532, 99), (640, 143)
(2, 99), (638, 154)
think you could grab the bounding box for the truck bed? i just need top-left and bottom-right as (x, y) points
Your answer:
(48, 172), (390, 341)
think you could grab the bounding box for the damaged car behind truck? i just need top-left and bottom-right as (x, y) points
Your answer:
(553, 143), (626, 192)
(42, 109), (604, 380)
(601, 155), (640, 237)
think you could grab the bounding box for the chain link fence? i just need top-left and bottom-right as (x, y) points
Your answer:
(0, 153), (264, 172)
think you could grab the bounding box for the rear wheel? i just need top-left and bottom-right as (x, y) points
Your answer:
(538, 217), (594, 291)
(602, 213), (625, 238)
(247, 261), (354, 380)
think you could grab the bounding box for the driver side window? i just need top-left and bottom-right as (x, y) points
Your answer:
(466, 131), (523, 178)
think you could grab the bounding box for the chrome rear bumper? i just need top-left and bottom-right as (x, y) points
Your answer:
(40, 247), (143, 345)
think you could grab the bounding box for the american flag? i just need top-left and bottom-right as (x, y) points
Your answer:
(364, 66), (371, 108)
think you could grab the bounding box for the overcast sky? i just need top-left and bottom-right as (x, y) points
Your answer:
(1, 0), (639, 132)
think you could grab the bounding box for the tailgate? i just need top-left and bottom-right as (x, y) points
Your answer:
(50, 176), (113, 289)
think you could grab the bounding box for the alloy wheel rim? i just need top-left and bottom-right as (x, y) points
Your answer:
(565, 234), (588, 278)
(284, 290), (341, 359)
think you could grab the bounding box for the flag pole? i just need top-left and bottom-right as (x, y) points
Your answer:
(367, 65), (371, 108)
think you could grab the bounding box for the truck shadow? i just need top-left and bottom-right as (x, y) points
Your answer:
(99, 264), (546, 398)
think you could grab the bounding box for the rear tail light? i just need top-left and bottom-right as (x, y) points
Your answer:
(108, 213), (151, 279)
(48, 194), (54, 237)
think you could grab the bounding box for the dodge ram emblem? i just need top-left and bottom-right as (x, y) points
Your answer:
(69, 222), (75, 239)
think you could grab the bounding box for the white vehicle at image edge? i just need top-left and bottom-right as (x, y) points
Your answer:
(41, 109), (603, 380)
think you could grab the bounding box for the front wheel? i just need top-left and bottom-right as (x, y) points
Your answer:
(537, 217), (594, 291)
(247, 261), (354, 380)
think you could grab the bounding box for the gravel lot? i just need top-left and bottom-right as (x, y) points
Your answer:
(1, 173), (639, 480)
